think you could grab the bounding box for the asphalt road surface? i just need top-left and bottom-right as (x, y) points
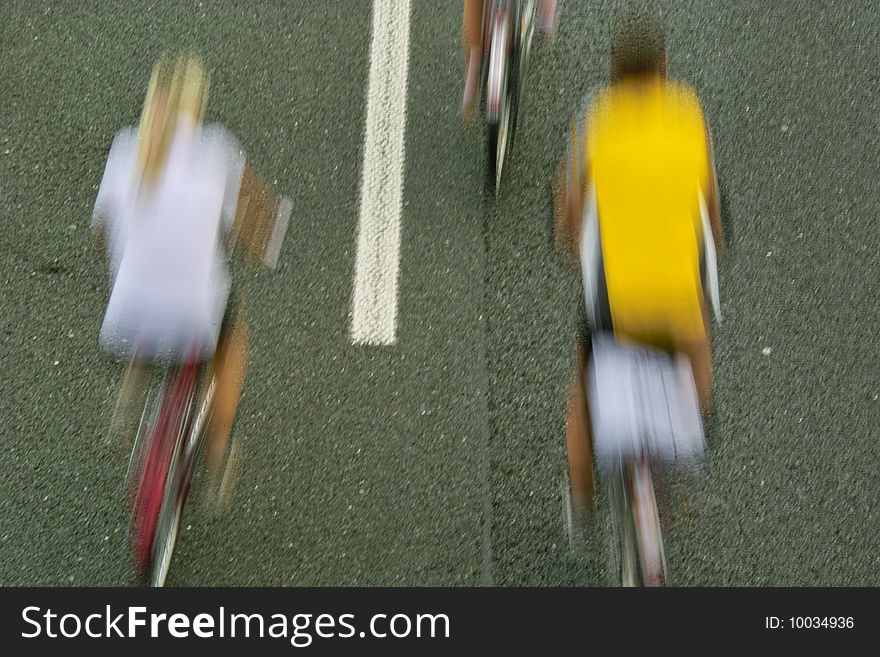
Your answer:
(1, 0), (877, 586)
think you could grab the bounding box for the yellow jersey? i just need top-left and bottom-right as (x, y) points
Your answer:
(585, 77), (711, 347)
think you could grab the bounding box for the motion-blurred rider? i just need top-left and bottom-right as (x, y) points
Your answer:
(92, 52), (291, 500)
(554, 13), (724, 519)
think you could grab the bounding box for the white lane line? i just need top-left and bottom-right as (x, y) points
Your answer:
(350, 0), (412, 346)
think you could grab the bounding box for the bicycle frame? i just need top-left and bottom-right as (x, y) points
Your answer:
(483, 2), (512, 120)
(149, 358), (216, 586)
(607, 456), (667, 587)
(481, 0), (538, 193)
(128, 348), (208, 585)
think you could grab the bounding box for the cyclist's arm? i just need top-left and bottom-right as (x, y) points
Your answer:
(553, 158), (580, 262)
(91, 130), (130, 257)
(92, 221), (107, 253)
(229, 160), (290, 270)
(704, 123), (724, 258)
(554, 121), (588, 263)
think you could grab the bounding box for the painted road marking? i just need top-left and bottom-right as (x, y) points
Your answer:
(350, 0), (412, 346)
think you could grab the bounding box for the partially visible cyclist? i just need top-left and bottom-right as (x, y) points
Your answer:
(460, 0), (559, 121)
(554, 12), (723, 519)
(93, 52), (290, 499)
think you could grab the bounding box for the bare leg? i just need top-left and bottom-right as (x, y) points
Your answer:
(538, 0), (559, 38)
(566, 341), (594, 514)
(676, 302), (713, 414)
(109, 357), (148, 447)
(461, 0), (484, 121)
(205, 307), (249, 483)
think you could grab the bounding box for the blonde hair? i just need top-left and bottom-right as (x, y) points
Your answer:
(135, 52), (210, 191)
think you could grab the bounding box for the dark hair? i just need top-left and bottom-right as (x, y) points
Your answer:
(610, 10), (666, 80)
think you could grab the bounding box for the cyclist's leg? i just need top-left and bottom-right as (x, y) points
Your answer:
(462, 0), (485, 120)
(565, 207), (607, 515)
(566, 336), (594, 514)
(110, 352), (149, 445)
(537, 0), (559, 38)
(673, 299), (713, 414)
(205, 302), (248, 481)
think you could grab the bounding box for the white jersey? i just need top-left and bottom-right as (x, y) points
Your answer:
(92, 118), (246, 363)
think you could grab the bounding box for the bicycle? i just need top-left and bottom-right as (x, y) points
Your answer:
(481, 0), (538, 194)
(122, 345), (221, 587)
(586, 334), (707, 586)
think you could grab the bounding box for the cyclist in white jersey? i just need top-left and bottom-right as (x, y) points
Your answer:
(93, 53), (290, 495)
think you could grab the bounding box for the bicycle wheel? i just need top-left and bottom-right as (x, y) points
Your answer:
(148, 359), (208, 587)
(607, 464), (641, 586)
(149, 434), (189, 587)
(131, 360), (199, 582)
(608, 461), (668, 586)
(630, 460), (668, 586)
(507, 0), (537, 148)
(485, 5), (512, 194)
(130, 374), (179, 579)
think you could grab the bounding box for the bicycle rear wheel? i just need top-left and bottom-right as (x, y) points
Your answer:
(507, 0), (536, 150)
(149, 443), (188, 587)
(130, 387), (176, 578)
(148, 360), (211, 587)
(608, 460), (668, 586)
(485, 5), (512, 194)
(130, 360), (198, 583)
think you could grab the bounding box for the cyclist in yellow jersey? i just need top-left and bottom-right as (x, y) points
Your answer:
(555, 12), (723, 518)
